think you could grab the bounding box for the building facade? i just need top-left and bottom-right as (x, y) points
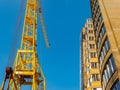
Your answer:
(90, 0), (120, 90)
(81, 18), (102, 90)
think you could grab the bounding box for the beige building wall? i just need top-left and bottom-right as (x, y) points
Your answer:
(90, 0), (120, 90)
(81, 19), (102, 90)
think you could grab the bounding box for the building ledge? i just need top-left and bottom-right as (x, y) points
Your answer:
(91, 81), (101, 87)
(90, 68), (100, 74)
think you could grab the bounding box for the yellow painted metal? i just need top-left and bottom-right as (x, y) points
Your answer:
(90, 68), (99, 74)
(91, 81), (101, 87)
(3, 0), (48, 90)
(90, 58), (98, 62)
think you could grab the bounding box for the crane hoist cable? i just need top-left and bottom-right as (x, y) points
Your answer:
(37, 0), (50, 48)
(7, 0), (25, 67)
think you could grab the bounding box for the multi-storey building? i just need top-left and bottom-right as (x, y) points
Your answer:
(81, 18), (102, 90)
(90, 0), (120, 90)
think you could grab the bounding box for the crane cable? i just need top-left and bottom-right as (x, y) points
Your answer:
(37, 0), (50, 48)
(7, 0), (26, 67)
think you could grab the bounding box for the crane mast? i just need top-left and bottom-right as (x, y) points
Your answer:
(1, 0), (49, 90)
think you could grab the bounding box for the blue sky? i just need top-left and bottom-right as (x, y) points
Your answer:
(0, 0), (91, 90)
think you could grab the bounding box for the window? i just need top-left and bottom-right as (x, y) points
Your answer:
(95, 0), (98, 7)
(89, 36), (94, 41)
(99, 15), (103, 23)
(97, 39), (100, 48)
(100, 32), (103, 39)
(102, 24), (106, 34)
(89, 30), (90, 33)
(92, 88), (97, 90)
(99, 56), (102, 69)
(82, 35), (85, 39)
(87, 19), (92, 23)
(89, 30), (93, 34)
(97, 14), (103, 28)
(103, 74), (107, 88)
(103, 46), (106, 57)
(106, 65), (110, 79)
(91, 62), (98, 68)
(103, 44), (107, 57)
(99, 38), (110, 66)
(104, 70), (108, 82)
(92, 37), (94, 40)
(97, 23), (106, 47)
(87, 24), (93, 28)
(90, 44), (92, 49)
(106, 38), (110, 50)
(88, 24), (91, 28)
(97, 6), (100, 13)
(111, 80), (120, 90)
(89, 36), (91, 40)
(90, 52), (97, 58)
(92, 74), (100, 81)
(90, 44), (95, 49)
(109, 55), (116, 73)
(95, 29), (98, 37)
(102, 55), (116, 89)
(101, 51), (104, 61)
(108, 62), (112, 77)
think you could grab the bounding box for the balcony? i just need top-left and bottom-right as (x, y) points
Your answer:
(91, 81), (101, 87)
(90, 58), (98, 62)
(90, 68), (99, 74)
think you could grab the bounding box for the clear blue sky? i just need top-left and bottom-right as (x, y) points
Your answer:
(0, 0), (91, 90)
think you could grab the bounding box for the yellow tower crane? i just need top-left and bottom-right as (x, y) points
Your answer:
(1, 0), (49, 90)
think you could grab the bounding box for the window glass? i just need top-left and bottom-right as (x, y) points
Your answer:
(92, 88), (97, 90)
(108, 62), (112, 77)
(106, 38), (110, 49)
(103, 46), (106, 57)
(106, 65), (110, 79)
(100, 15), (103, 22)
(105, 70), (108, 82)
(92, 74), (100, 81)
(116, 81), (120, 90)
(102, 55), (116, 89)
(103, 74), (106, 87)
(109, 55), (116, 73)
(102, 24), (106, 34)
(111, 80), (120, 90)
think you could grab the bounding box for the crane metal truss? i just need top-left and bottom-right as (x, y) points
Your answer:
(1, 0), (49, 90)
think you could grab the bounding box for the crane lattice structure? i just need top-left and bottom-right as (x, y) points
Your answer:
(1, 0), (49, 90)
